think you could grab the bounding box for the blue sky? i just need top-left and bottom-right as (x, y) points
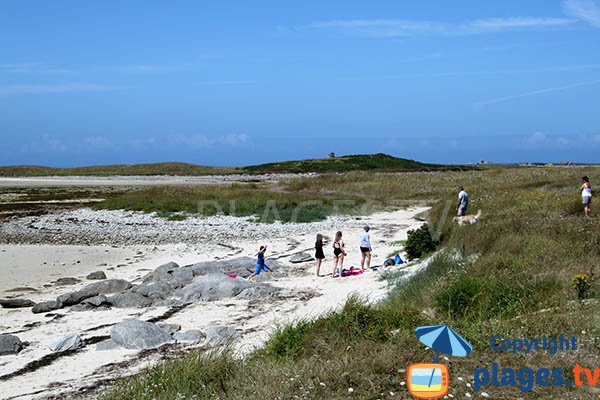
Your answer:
(1, 0), (600, 166)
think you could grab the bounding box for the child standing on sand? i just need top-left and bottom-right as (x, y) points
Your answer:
(247, 245), (273, 282)
(315, 233), (325, 277)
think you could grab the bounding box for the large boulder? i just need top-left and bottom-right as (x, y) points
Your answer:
(205, 326), (239, 347)
(0, 334), (23, 355)
(178, 274), (250, 302)
(83, 279), (132, 295)
(49, 333), (83, 352)
(110, 319), (174, 350)
(143, 262), (193, 289)
(174, 330), (206, 344)
(32, 300), (61, 314)
(0, 298), (35, 309)
(108, 292), (153, 308)
(290, 253), (314, 263)
(190, 257), (256, 277)
(236, 285), (280, 300)
(132, 282), (174, 300)
(56, 288), (98, 307)
(86, 271), (107, 280)
(157, 323), (181, 335)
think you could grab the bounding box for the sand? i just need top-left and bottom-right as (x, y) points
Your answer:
(0, 207), (429, 400)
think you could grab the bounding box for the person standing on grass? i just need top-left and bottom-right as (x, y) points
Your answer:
(457, 186), (468, 216)
(246, 245), (273, 282)
(580, 176), (592, 218)
(359, 224), (372, 271)
(332, 231), (346, 278)
(315, 233), (325, 277)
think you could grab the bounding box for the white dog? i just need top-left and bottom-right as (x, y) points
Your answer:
(453, 209), (482, 225)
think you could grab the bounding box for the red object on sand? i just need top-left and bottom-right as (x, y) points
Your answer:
(228, 273), (237, 279)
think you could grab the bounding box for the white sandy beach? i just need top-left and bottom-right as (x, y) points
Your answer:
(0, 207), (429, 400)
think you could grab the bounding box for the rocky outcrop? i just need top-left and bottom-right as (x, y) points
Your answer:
(142, 262), (193, 289)
(83, 279), (132, 294)
(110, 319), (174, 350)
(178, 274), (250, 302)
(108, 292), (153, 308)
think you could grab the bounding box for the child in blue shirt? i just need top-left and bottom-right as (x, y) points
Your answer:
(246, 245), (273, 282)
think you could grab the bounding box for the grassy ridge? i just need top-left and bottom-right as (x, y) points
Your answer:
(241, 153), (470, 174)
(0, 154), (471, 176)
(0, 162), (235, 177)
(100, 165), (600, 399)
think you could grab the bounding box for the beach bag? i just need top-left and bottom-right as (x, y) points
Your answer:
(383, 258), (395, 267)
(394, 254), (404, 265)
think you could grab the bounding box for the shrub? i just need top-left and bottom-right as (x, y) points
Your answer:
(572, 274), (592, 300)
(405, 224), (438, 260)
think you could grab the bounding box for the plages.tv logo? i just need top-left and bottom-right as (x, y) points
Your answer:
(407, 325), (473, 399)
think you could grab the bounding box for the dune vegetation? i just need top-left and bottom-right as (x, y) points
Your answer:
(98, 165), (600, 399)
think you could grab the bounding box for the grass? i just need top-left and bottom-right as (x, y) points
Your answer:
(96, 183), (368, 223)
(26, 164), (600, 398)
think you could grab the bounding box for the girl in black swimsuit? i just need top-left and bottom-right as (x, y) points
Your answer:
(315, 234), (325, 276)
(332, 231), (346, 278)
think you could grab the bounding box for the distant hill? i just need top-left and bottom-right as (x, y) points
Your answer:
(0, 163), (235, 177)
(0, 154), (472, 176)
(242, 153), (471, 174)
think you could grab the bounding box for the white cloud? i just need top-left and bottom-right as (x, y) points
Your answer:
(523, 132), (570, 148)
(308, 16), (576, 37)
(474, 79), (600, 107)
(168, 134), (249, 148)
(564, 0), (600, 27)
(0, 83), (126, 97)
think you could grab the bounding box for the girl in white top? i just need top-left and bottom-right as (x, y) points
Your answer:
(580, 176), (592, 218)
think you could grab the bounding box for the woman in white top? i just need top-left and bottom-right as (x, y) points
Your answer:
(580, 176), (592, 218)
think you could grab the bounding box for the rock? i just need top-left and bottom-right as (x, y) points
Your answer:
(205, 325), (239, 347)
(83, 294), (109, 307)
(174, 330), (206, 344)
(86, 271), (107, 280)
(0, 298), (35, 309)
(157, 323), (182, 335)
(56, 287), (98, 307)
(110, 319), (174, 350)
(290, 253), (314, 263)
(49, 333), (83, 352)
(83, 279), (132, 295)
(108, 292), (153, 308)
(132, 282), (174, 300)
(70, 303), (95, 312)
(96, 339), (120, 351)
(0, 334), (23, 355)
(32, 300), (61, 314)
(178, 274), (250, 302)
(53, 277), (81, 286)
(4, 287), (38, 293)
(236, 285), (280, 300)
(142, 262), (193, 289)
